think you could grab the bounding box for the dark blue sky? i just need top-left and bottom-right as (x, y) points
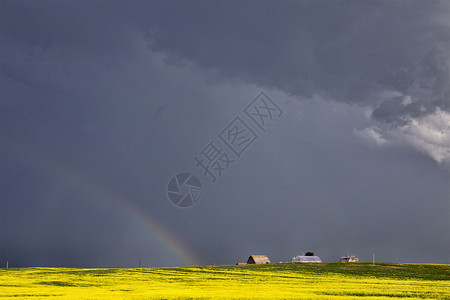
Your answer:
(1, 0), (449, 267)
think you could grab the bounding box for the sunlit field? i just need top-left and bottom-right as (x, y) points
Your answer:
(0, 263), (449, 299)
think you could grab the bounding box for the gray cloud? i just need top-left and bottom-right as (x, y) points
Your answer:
(2, 1), (449, 116)
(130, 0), (450, 166)
(1, 0), (449, 267)
(372, 44), (450, 122)
(140, 1), (450, 110)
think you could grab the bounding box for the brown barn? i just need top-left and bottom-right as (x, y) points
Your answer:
(247, 255), (271, 264)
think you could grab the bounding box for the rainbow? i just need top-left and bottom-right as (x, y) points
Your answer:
(5, 139), (202, 267)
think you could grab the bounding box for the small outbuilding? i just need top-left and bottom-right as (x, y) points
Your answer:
(291, 255), (322, 263)
(236, 262), (247, 265)
(339, 255), (359, 262)
(247, 255), (271, 264)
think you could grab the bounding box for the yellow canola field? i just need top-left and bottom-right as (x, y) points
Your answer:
(0, 264), (449, 299)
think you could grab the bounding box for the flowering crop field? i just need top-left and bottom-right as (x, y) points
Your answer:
(0, 263), (449, 299)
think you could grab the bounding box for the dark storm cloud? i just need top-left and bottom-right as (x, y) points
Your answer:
(2, 0), (448, 120)
(372, 45), (450, 123)
(1, 0), (449, 268)
(137, 1), (450, 121)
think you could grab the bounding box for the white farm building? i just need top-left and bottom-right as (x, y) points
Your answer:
(291, 255), (322, 263)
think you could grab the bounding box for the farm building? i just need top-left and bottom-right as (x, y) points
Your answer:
(291, 255), (322, 263)
(339, 255), (359, 262)
(247, 255), (271, 264)
(236, 263), (247, 265)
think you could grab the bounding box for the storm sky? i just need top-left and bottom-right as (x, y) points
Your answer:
(1, 0), (449, 267)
